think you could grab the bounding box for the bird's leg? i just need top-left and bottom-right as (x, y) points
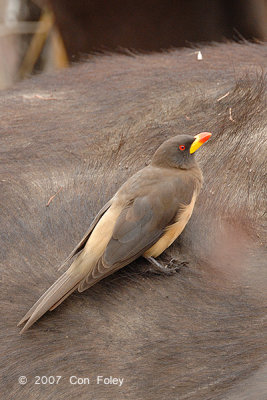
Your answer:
(144, 256), (182, 276)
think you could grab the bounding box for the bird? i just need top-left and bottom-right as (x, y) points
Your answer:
(18, 132), (211, 333)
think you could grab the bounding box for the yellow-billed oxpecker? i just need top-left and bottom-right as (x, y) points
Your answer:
(18, 132), (212, 333)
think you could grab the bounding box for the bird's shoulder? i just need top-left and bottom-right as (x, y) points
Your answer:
(114, 164), (201, 207)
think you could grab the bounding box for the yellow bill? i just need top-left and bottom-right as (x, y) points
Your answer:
(190, 132), (212, 154)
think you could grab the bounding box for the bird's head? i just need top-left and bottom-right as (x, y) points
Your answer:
(151, 132), (212, 169)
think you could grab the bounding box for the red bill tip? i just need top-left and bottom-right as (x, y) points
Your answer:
(196, 132), (212, 143)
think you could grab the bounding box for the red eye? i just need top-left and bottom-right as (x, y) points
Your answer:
(179, 145), (185, 151)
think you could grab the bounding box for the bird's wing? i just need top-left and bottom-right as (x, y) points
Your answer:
(58, 198), (113, 270)
(78, 193), (176, 291)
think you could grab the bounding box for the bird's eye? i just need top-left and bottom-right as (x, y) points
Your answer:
(179, 145), (185, 151)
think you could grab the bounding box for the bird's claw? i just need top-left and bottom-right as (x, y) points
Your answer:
(144, 256), (188, 276)
(165, 258), (188, 272)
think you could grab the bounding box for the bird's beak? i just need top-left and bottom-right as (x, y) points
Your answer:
(190, 132), (212, 154)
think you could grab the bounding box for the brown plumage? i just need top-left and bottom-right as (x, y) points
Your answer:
(18, 132), (211, 333)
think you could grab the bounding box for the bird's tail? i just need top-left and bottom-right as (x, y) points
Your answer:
(18, 266), (84, 334)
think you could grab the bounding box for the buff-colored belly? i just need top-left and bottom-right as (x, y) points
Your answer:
(144, 192), (197, 258)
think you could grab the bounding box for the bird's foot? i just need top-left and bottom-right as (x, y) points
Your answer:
(144, 256), (187, 276)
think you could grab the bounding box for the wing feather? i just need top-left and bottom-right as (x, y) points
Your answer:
(78, 193), (178, 292)
(58, 198), (113, 270)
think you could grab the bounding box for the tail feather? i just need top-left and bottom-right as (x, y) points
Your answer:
(17, 273), (70, 326)
(18, 271), (82, 334)
(49, 285), (78, 311)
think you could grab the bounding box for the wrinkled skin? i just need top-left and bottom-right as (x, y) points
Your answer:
(0, 42), (266, 399)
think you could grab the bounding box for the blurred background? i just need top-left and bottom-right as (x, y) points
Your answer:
(0, 0), (266, 89)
